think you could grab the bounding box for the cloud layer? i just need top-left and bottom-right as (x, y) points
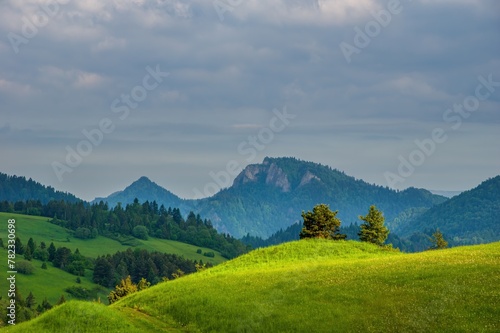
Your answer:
(1, 0), (499, 200)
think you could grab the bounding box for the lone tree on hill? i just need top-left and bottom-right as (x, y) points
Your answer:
(429, 229), (448, 250)
(358, 205), (389, 246)
(299, 204), (346, 240)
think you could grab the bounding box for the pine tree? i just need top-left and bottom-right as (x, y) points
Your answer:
(358, 205), (389, 246)
(93, 257), (115, 287)
(429, 229), (448, 250)
(48, 242), (56, 262)
(24, 248), (33, 261)
(26, 292), (36, 309)
(56, 294), (66, 305)
(27, 237), (36, 254)
(15, 237), (25, 255)
(41, 297), (52, 311)
(299, 204), (346, 240)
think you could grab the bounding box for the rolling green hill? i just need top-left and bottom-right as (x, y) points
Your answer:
(4, 239), (499, 332)
(0, 212), (226, 264)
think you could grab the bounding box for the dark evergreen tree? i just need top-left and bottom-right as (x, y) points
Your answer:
(24, 248), (33, 261)
(93, 257), (115, 287)
(15, 237), (25, 254)
(299, 204), (346, 240)
(56, 295), (66, 305)
(53, 247), (72, 269)
(358, 205), (389, 246)
(25, 292), (36, 309)
(27, 237), (36, 254)
(48, 242), (56, 262)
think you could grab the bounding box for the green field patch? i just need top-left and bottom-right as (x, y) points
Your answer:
(0, 247), (109, 305)
(0, 212), (226, 264)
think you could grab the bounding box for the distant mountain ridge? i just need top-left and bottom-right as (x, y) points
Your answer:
(92, 176), (192, 213)
(90, 157), (449, 238)
(194, 157), (447, 238)
(396, 175), (500, 245)
(6, 157), (497, 245)
(0, 172), (81, 204)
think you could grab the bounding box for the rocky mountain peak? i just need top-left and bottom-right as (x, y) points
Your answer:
(299, 170), (321, 187)
(233, 160), (291, 192)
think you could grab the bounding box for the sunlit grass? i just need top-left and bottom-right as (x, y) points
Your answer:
(4, 240), (499, 332)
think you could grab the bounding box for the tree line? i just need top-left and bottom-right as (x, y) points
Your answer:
(93, 248), (207, 288)
(0, 199), (250, 259)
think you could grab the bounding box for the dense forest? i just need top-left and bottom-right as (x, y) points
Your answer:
(0, 173), (80, 204)
(0, 199), (249, 259)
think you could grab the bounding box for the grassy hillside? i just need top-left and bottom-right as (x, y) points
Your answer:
(0, 212), (226, 264)
(0, 212), (226, 310)
(0, 247), (108, 305)
(4, 240), (499, 332)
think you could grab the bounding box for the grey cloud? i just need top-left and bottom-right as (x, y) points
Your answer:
(1, 0), (499, 199)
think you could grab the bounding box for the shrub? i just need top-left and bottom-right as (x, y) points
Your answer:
(74, 227), (92, 239)
(132, 225), (149, 240)
(17, 261), (35, 275)
(65, 286), (90, 299)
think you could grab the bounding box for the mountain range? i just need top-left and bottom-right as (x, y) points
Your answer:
(91, 157), (448, 238)
(2, 157), (498, 245)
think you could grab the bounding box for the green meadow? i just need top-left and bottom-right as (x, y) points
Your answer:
(0, 212), (226, 263)
(0, 212), (226, 307)
(4, 239), (499, 332)
(0, 247), (108, 305)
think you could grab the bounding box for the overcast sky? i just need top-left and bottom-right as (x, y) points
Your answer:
(1, 0), (499, 201)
